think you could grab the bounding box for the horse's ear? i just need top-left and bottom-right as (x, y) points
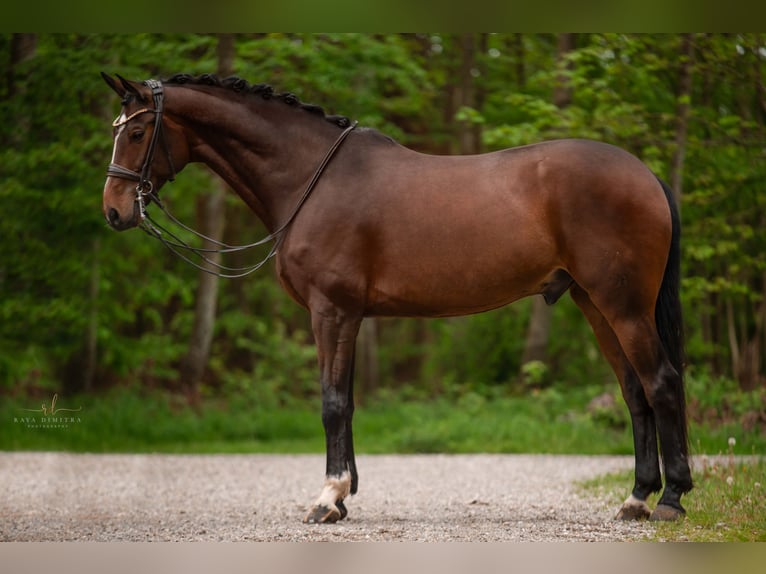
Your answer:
(101, 72), (126, 98)
(115, 74), (148, 103)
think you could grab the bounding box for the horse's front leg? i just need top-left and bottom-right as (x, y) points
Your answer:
(303, 307), (361, 524)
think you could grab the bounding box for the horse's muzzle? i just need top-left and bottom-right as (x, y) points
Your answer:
(105, 204), (140, 231)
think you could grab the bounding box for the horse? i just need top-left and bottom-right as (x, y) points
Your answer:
(101, 72), (692, 524)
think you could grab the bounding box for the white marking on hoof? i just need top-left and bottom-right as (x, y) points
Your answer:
(314, 471), (352, 510)
(615, 494), (652, 520)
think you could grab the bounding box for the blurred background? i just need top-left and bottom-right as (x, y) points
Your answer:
(1, 33), (764, 455)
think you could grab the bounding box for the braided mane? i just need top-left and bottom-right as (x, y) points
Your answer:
(164, 73), (352, 128)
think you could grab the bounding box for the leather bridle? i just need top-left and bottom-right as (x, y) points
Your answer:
(138, 118), (358, 278)
(105, 77), (358, 278)
(107, 79), (175, 220)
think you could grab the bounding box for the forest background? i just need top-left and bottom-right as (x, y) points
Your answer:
(1, 33), (764, 454)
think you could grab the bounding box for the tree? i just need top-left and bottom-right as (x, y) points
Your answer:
(519, 34), (575, 375)
(6, 34), (36, 98)
(669, 33), (695, 204)
(2, 34), (764, 399)
(179, 34), (234, 402)
(681, 34), (766, 389)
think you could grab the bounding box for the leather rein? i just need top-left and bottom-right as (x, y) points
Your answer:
(106, 79), (357, 279)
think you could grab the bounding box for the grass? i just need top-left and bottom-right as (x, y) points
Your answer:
(1, 385), (631, 454)
(357, 386), (636, 454)
(580, 440), (766, 542)
(2, 384), (765, 458)
(1, 387), (324, 453)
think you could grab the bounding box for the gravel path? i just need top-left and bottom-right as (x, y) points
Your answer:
(0, 452), (654, 541)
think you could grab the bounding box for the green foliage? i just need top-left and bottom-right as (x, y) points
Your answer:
(0, 386), (323, 453)
(421, 307), (530, 390)
(0, 383), (633, 454)
(520, 360), (551, 388)
(3, 377), (763, 457)
(236, 34), (436, 144)
(684, 371), (766, 454)
(213, 314), (318, 409)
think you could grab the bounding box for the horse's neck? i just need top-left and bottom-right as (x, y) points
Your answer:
(169, 88), (335, 231)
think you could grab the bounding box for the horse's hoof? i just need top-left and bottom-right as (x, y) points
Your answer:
(650, 504), (685, 522)
(615, 495), (651, 521)
(303, 504), (342, 524)
(615, 505), (651, 521)
(336, 499), (348, 520)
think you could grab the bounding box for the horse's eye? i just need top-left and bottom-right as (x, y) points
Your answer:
(130, 130), (145, 142)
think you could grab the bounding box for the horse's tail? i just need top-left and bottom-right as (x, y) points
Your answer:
(655, 177), (689, 455)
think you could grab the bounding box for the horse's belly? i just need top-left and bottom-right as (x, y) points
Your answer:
(361, 211), (560, 317)
(364, 262), (549, 318)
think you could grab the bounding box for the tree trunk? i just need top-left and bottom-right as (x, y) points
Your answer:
(520, 296), (554, 368)
(760, 47), (766, 388)
(7, 34), (36, 148)
(179, 34), (234, 401)
(519, 34), (574, 373)
(512, 34), (526, 89)
(726, 298), (740, 382)
(83, 238), (100, 392)
(356, 318), (380, 402)
(762, 272), (766, 387)
(552, 33), (575, 108)
(731, 37), (766, 390)
(669, 34), (695, 205)
(457, 33), (480, 155)
(7, 34), (36, 97)
(710, 291), (723, 376)
(757, 33), (766, 122)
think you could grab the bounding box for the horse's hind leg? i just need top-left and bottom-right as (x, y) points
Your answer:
(589, 292), (692, 521)
(570, 285), (662, 520)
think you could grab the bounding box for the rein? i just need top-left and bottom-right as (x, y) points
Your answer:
(109, 79), (358, 278)
(141, 120), (357, 278)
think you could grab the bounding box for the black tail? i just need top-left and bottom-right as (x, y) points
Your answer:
(655, 178), (688, 454)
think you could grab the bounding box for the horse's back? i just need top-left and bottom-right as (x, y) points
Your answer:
(284, 137), (671, 318)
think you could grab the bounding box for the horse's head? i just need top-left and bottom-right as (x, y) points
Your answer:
(101, 73), (188, 230)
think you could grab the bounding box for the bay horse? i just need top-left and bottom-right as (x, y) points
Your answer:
(101, 73), (692, 524)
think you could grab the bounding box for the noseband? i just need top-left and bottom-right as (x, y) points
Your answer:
(107, 79), (175, 219)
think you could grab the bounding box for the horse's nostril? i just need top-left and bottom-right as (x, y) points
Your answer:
(107, 208), (120, 225)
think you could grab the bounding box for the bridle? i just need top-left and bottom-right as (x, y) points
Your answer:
(106, 78), (358, 278)
(107, 79), (175, 220)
